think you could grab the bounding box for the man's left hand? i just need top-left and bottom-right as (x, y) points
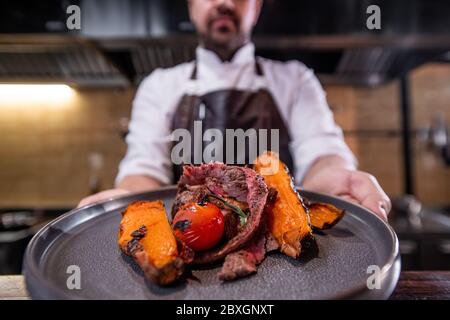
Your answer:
(302, 156), (391, 221)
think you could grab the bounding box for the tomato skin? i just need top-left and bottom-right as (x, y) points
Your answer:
(172, 202), (224, 252)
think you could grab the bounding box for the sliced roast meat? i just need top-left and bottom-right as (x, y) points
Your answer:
(222, 208), (240, 241)
(171, 185), (210, 218)
(220, 196), (249, 212)
(178, 163), (250, 202)
(209, 195), (248, 241)
(218, 186), (279, 281)
(217, 232), (278, 282)
(174, 163), (269, 264)
(218, 230), (267, 281)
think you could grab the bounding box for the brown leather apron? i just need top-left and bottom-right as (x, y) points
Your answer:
(171, 58), (294, 183)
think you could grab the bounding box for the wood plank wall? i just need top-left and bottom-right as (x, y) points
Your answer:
(0, 63), (448, 208)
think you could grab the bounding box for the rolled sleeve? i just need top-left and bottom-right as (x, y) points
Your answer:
(115, 70), (173, 186)
(289, 68), (357, 184)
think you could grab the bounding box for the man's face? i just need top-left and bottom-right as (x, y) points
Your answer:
(188, 0), (262, 50)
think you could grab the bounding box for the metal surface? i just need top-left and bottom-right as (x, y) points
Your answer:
(23, 186), (400, 300)
(0, 40), (128, 86)
(1, 34), (449, 86)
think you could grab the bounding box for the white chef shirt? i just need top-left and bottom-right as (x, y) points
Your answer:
(116, 42), (356, 186)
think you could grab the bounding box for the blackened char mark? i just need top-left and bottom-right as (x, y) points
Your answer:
(173, 219), (191, 231)
(126, 238), (143, 255)
(126, 225), (147, 255)
(130, 225), (147, 239)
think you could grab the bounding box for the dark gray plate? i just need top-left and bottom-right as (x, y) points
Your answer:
(23, 186), (400, 300)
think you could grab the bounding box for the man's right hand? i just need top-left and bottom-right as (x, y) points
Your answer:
(77, 175), (163, 208)
(77, 189), (131, 208)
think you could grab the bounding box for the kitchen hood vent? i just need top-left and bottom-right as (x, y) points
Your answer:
(0, 41), (128, 86)
(131, 44), (195, 83)
(335, 48), (396, 86)
(1, 35), (448, 87)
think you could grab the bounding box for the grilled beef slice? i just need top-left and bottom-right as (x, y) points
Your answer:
(173, 163), (269, 265)
(218, 187), (278, 281)
(217, 230), (267, 281)
(171, 185), (210, 218)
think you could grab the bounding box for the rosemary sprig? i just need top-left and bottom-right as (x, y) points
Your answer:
(206, 193), (247, 226)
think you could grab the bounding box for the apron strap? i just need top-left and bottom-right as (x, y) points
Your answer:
(255, 59), (264, 76)
(190, 63), (198, 80)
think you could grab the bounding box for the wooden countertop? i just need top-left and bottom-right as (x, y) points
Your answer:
(389, 271), (450, 300)
(1, 271), (449, 300)
(0, 275), (29, 300)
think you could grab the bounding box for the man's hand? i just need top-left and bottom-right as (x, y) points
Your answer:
(77, 174), (162, 208)
(302, 156), (391, 221)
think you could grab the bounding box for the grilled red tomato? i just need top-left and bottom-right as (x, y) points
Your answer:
(172, 202), (224, 252)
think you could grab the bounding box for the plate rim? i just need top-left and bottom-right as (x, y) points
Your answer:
(23, 185), (400, 300)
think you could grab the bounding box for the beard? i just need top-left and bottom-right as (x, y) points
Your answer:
(199, 29), (248, 52)
(199, 10), (248, 51)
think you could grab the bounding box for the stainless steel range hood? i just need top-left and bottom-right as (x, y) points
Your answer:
(0, 0), (449, 87)
(0, 36), (129, 86)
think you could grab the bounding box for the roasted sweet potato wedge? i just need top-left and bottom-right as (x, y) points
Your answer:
(118, 200), (192, 285)
(254, 151), (312, 258)
(308, 203), (345, 230)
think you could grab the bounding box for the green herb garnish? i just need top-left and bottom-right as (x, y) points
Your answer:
(206, 194), (247, 226)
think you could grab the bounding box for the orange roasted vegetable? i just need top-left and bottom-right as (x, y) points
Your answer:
(118, 200), (193, 285)
(254, 151), (312, 258)
(308, 203), (345, 230)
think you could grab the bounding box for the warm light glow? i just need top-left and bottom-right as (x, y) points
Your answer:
(0, 84), (74, 106)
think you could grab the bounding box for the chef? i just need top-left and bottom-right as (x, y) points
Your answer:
(78, 0), (391, 220)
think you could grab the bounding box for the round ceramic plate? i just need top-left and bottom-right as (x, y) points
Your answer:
(23, 186), (400, 300)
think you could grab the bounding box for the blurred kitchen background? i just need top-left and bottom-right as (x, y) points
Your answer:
(0, 0), (449, 273)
